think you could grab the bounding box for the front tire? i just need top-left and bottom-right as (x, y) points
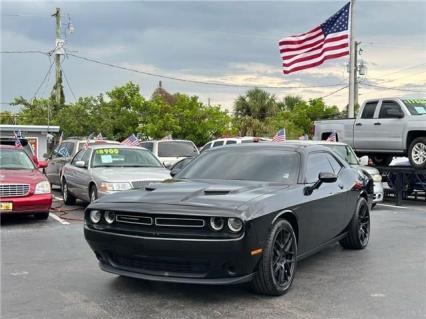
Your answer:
(340, 197), (370, 249)
(62, 179), (76, 205)
(251, 219), (297, 296)
(89, 185), (98, 203)
(408, 137), (426, 169)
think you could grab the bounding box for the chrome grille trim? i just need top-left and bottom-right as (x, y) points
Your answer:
(131, 180), (155, 189)
(0, 184), (30, 197)
(155, 217), (205, 228)
(116, 215), (153, 226)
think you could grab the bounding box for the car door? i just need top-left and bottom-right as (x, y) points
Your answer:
(374, 100), (405, 151)
(72, 149), (93, 201)
(299, 152), (346, 251)
(354, 100), (380, 151)
(65, 149), (86, 197)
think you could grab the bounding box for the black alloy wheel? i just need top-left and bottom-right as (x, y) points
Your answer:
(251, 219), (297, 296)
(340, 197), (370, 249)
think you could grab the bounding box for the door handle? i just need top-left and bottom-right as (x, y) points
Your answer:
(355, 123), (362, 126)
(374, 122), (381, 125)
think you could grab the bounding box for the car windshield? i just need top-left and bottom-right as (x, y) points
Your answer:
(0, 149), (35, 170)
(324, 144), (359, 165)
(176, 148), (299, 183)
(158, 141), (198, 157)
(91, 147), (162, 168)
(403, 99), (426, 115)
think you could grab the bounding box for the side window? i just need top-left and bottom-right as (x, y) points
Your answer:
(200, 142), (212, 153)
(81, 149), (92, 166)
(379, 101), (404, 119)
(212, 141), (224, 147)
(361, 102), (378, 119)
(225, 140), (237, 145)
(71, 150), (86, 165)
(305, 153), (334, 183)
(326, 154), (343, 175)
(140, 142), (153, 152)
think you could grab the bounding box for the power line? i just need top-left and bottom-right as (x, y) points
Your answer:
(67, 53), (347, 89)
(359, 82), (425, 93)
(32, 60), (55, 100)
(60, 63), (77, 101)
(0, 50), (50, 55)
(320, 85), (348, 99)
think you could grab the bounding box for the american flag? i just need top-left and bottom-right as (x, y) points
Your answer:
(326, 130), (337, 142)
(14, 131), (23, 149)
(272, 129), (286, 142)
(84, 133), (95, 149)
(121, 134), (141, 146)
(279, 2), (350, 74)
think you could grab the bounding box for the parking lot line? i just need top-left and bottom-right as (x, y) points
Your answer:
(377, 203), (409, 209)
(49, 213), (70, 225)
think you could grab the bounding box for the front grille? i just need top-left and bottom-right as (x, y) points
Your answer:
(109, 254), (209, 275)
(131, 180), (156, 189)
(155, 217), (205, 228)
(116, 214), (153, 225)
(0, 184), (30, 197)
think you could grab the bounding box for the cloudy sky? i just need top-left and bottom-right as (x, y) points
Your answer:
(1, 0), (425, 113)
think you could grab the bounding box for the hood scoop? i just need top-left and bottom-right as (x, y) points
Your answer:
(145, 186), (156, 192)
(203, 185), (243, 196)
(203, 189), (231, 195)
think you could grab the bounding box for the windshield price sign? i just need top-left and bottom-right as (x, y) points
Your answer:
(95, 148), (119, 155)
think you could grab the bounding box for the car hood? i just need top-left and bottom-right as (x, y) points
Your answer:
(0, 169), (46, 184)
(95, 179), (288, 210)
(91, 167), (171, 183)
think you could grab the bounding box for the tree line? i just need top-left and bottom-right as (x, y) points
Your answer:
(0, 81), (346, 146)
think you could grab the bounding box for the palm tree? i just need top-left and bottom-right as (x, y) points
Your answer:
(234, 88), (277, 121)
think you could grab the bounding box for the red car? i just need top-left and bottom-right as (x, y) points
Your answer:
(0, 145), (52, 219)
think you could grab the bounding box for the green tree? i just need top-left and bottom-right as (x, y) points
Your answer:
(234, 88), (277, 120)
(0, 111), (16, 124)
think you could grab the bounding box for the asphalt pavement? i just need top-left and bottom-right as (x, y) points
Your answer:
(1, 192), (425, 319)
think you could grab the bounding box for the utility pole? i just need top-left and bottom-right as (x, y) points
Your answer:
(353, 41), (359, 109)
(347, 0), (356, 118)
(52, 8), (64, 106)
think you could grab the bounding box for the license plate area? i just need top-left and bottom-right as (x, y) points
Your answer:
(0, 202), (13, 211)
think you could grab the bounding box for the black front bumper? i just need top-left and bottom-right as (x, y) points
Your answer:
(84, 226), (261, 285)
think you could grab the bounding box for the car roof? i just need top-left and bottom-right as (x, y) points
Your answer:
(87, 144), (145, 150)
(0, 144), (20, 150)
(206, 141), (332, 154)
(144, 139), (195, 143)
(285, 140), (348, 146)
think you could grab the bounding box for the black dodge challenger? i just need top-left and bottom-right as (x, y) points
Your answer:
(84, 143), (372, 295)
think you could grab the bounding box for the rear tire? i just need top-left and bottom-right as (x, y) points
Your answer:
(408, 137), (426, 169)
(34, 212), (49, 220)
(89, 185), (98, 203)
(340, 198), (370, 249)
(62, 179), (76, 205)
(251, 219), (297, 296)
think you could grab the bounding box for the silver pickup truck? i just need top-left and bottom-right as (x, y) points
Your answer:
(314, 98), (426, 169)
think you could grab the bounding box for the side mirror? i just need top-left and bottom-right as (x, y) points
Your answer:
(318, 172), (337, 183)
(75, 160), (86, 168)
(37, 161), (48, 169)
(170, 167), (181, 177)
(304, 172), (337, 195)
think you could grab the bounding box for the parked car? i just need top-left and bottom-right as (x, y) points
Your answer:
(286, 140), (383, 206)
(313, 98), (426, 169)
(46, 137), (119, 187)
(140, 139), (199, 168)
(61, 144), (171, 204)
(84, 143), (372, 296)
(200, 137), (271, 153)
(0, 145), (52, 219)
(169, 157), (195, 176)
(0, 136), (47, 167)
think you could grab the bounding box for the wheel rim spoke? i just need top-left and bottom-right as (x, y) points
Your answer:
(271, 227), (296, 287)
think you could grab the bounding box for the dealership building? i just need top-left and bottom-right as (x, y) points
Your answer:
(0, 124), (60, 159)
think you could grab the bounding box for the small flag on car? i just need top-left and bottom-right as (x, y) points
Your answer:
(326, 130), (337, 142)
(272, 129), (286, 142)
(58, 132), (63, 145)
(14, 131), (23, 149)
(84, 133), (95, 149)
(121, 134), (141, 146)
(96, 133), (104, 141)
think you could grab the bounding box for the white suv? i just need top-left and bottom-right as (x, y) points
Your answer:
(200, 137), (271, 153)
(140, 139), (199, 168)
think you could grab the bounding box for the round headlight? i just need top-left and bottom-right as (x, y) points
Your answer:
(210, 217), (225, 231)
(228, 218), (243, 232)
(90, 210), (102, 223)
(104, 211), (115, 224)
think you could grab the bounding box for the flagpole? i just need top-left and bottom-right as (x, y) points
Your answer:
(348, 0), (356, 118)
